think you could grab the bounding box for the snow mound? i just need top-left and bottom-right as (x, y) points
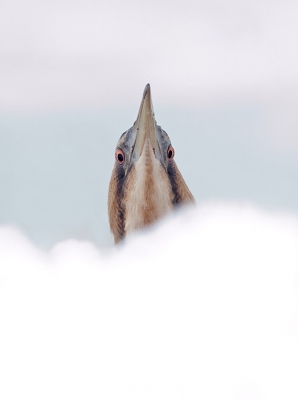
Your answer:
(0, 203), (298, 400)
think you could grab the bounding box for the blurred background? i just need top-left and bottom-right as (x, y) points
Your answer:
(0, 0), (297, 249)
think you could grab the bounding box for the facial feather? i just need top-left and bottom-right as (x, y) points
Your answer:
(124, 139), (173, 235)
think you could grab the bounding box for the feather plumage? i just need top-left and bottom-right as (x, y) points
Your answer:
(108, 84), (194, 243)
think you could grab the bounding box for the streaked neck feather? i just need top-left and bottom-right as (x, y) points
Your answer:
(125, 139), (173, 235)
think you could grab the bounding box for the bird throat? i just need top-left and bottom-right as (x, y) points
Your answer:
(124, 139), (173, 235)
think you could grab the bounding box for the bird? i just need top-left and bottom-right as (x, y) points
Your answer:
(108, 84), (195, 243)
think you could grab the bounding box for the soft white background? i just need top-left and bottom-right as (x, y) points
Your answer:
(1, 204), (298, 399)
(1, 1), (298, 398)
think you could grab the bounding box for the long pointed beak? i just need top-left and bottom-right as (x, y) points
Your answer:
(132, 84), (158, 159)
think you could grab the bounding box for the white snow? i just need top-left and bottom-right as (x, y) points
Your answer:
(0, 203), (298, 399)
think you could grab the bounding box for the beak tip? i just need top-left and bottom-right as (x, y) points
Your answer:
(143, 83), (151, 98)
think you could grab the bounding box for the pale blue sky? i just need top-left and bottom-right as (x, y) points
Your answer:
(1, 103), (297, 248)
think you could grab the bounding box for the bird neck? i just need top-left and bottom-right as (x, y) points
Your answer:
(124, 139), (173, 235)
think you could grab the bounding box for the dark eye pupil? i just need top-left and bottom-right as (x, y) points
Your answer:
(118, 153), (124, 162)
(168, 150), (172, 159)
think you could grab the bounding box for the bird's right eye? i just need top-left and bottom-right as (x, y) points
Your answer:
(116, 148), (125, 164)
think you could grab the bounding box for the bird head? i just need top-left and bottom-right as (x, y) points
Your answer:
(108, 84), (194, 243)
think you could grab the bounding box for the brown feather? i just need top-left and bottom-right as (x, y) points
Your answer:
(123, 139), (173, 235)
(108, 166), (126, 243)
(167, 161), (195, 204)
(108, 150), (195, 243)
(107, 84), (195, 243)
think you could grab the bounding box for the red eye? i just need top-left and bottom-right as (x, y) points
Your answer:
(167, 145), (174, 161)
(116, 148), (125, 164)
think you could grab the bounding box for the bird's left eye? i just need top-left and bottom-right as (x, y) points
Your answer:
(167, 145), (175, 161)
(116, 148), (125, 164)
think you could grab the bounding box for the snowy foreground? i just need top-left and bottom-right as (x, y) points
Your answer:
(1, 203), (298, 400)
